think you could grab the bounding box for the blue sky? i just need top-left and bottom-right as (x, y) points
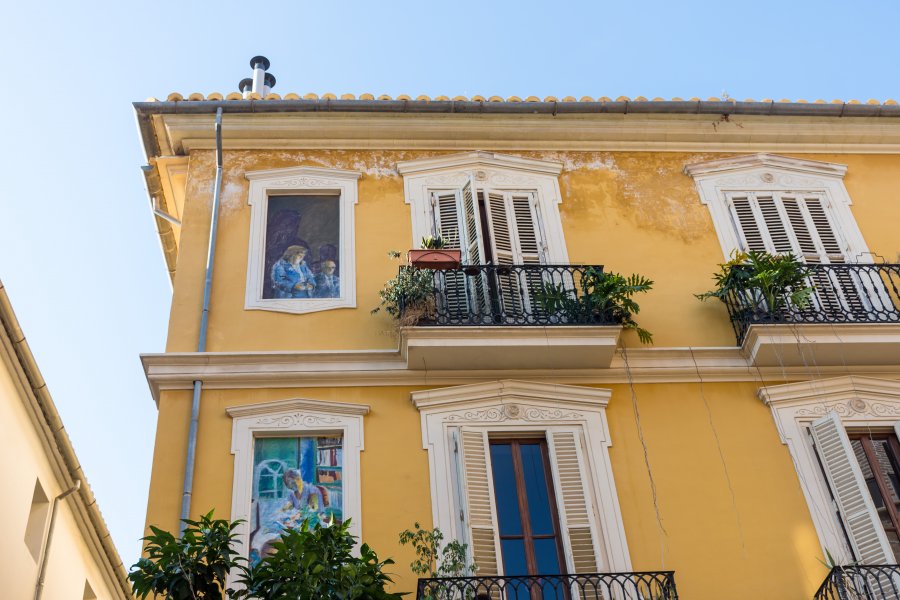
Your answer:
(1, 0), (899, 565)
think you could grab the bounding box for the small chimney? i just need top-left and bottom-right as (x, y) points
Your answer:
(241, 56), (276, 98)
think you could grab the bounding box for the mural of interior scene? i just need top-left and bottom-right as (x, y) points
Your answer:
(264, 194), (341, 300)
(249, 435), (343, 565)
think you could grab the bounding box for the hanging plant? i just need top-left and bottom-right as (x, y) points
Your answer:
(373, 251), (438, 326)
(696, 250), (814, 316)
(534, 267), (654, 343)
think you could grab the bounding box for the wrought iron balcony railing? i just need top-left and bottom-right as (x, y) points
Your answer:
(416, 571), (678, 600)
(721, 263), (900, 343)
(814, 565), (900, 599)
(399, 264), (618, 326)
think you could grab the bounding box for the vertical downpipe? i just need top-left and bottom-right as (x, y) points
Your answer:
(180, 107), (224, 530)
(34, 481), (81, 600)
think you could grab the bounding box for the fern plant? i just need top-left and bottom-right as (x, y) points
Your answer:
(535, 268), (654, 343)
(696, 250), (814, 315)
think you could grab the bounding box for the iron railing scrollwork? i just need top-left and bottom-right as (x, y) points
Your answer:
(416, 571), (678, 600)
(721, 263), (900, 344)
(399, 264), (616, 326)
(815, 565), (900, 600)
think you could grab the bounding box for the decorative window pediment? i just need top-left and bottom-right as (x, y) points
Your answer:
(244, 166), (360, 314)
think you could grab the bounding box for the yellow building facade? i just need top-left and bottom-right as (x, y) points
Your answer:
(0, 281), (130, 599)
(136, 86), (900, 599)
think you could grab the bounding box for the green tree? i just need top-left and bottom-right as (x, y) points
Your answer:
(129, 511), (244, 600)
(235, 519), (405, 600)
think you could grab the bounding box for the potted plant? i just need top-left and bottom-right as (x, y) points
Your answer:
(534, 267), (654, 343)
(408, 234), (462, 270)
(696, 250), (814, 320)
(373, 251), (438, 326)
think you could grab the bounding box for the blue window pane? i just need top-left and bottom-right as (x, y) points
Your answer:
(490, 443), (522, 535)
(533, 538), (564, 575)
(500, 538), (529, 577)
(520, 443), (554, 536)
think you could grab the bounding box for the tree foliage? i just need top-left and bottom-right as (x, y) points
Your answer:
(129, 511), (244, 600)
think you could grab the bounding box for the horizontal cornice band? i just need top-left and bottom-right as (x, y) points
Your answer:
(140, 347), (900, 405)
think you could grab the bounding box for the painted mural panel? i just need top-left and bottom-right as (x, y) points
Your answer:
(264, 194), (341, 300)
(250, 436), (343, 564)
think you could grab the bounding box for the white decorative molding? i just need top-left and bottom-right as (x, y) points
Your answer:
(412, 380), (632, 574)
(140, 348), (900, 404)
(244, 166), (361, 314)
(758, 376), (900, 562)
(154, 113), (900, 154)
(683, 153), (872, 260)
(397, 151), (570, 263)
(228, 396), (367, 582)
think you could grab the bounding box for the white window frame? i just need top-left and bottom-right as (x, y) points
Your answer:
(227, 397), (368, 574)
(397, 151), (570, 263)
(245, 166), (361, 314)
(411, 379), (633, 573)
(684, 153), (872, 261)
(759, 376), (900, 562)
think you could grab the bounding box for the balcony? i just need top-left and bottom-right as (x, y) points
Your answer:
(815, 565), (900, 599)
(416, 571), (679, 600)
(720, 263), (900, 367)
(399, 265), (624, 371)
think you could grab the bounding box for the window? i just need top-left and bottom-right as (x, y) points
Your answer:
(761, 376), (900, 564)
(684, 153), (871, 262)
(848, 432), (900, 560)
(245, 167), (361, 314)
(398, 151), (570, 264)
(227, 397), (367, 578)
(24, 479), (50, 561)
(413, 380), (633, 575)
(490, 438), (566, 577)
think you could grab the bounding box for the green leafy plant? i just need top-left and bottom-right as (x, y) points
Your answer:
(535, 268), (654, 343)
(235, 519), (404, 600)
(420, 235), (447, 250)
(398, 523), (476, 578)
(372, 251), (436, 325)
(696, 250), (814, 315)
(129, 511), (244, 600)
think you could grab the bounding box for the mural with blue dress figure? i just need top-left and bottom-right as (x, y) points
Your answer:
(271, 245), (316, 298)
(263, 195), (341, 300)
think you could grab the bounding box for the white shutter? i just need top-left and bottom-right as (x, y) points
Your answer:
(458, 428), (500, 575)
(459, 177), (486, 266)
(431, 190), (469, 320)
(810, 412), (894, 564)
(549, 430), (600, 574)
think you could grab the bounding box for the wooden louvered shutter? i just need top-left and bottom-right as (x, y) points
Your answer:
(432, 190), (469, 320)
(729, 195), (767, 252)
(485, 191), (523, 320)
(549, 430), (599, 573)
(458, 428), (500, 575)
(810, 412), (894, 564)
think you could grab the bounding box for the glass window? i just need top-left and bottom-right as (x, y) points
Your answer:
(250, 435), (343, 564)
(849, 432), (900, 561)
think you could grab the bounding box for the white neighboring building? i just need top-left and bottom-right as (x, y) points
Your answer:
(0, 279), (130, 599)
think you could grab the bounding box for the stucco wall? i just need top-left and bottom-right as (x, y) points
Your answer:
(0, 348), (119, 599)
(144, 149), (900, 599)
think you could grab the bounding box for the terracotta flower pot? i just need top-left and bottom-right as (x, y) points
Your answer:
(408, 249), (462, 270)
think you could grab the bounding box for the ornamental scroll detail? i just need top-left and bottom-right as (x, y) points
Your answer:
(444, 403), (585, 423)
(254, 412), (344, 428)
(795, 399), (900, 419)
